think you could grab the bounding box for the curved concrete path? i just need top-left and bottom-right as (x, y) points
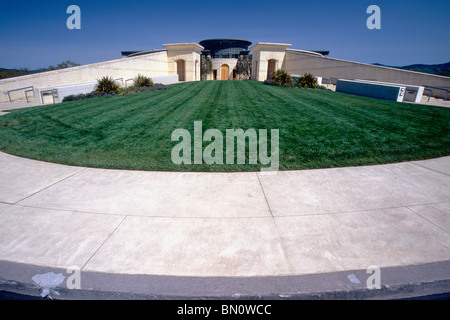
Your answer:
(0, 150), (449, 299)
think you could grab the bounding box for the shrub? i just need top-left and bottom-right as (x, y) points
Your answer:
(271, 69), (293, 86)
(297, 73), (318, 89)
(62, 91), (97, 102)
(95, 76), (120, 94)
(63, 83), (168, 102)
(118, 83), (168, 95)
(134, 74), (154, 88)
(144, 83), (168, 91)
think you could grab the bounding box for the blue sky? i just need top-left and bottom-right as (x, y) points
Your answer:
(0, 0), (449, 69)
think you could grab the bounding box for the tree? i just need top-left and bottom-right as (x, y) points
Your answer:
(200, 55), (212, 81)
(236, 55), (252, 80)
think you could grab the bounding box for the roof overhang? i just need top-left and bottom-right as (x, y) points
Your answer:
(250, 42), (292, 52)
(163, 43), (204, 51)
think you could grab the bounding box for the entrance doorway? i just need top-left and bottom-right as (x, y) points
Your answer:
(177, 59), (186, 82)
(267, 59), (277, 79)
(221, 64), (229, 80)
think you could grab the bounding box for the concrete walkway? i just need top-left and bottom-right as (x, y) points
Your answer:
(0, 150), (449, 299)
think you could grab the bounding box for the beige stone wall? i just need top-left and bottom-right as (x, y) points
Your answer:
(211, 58), (238, 80)
(0, 50), (170, 103)
(284, 50), (450, 99)
(164, 43), (203, 82)
(250, 43), (291, 81)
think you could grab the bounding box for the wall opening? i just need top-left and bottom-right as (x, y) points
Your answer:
(267, 59), (277, 79)
(253, 60), (258, 80)
(195, 60), (199, 81)
(177, 59), (186, 82)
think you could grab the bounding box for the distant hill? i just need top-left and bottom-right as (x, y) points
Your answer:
(0, 61), (80, 80)
(373, 62), (450, 77)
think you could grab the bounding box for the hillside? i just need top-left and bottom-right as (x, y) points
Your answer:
(0, 61), (80, 80)
(373, 62), (450, 77)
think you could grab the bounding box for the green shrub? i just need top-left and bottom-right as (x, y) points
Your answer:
(95, 76), (120, 94)
(119, 83), (168, 95)
(297, 73), (318, 88)
(271, 69), (293, 86)
(63, 83), (168, 102)
(134, 74), (154, 88)
(62, 91), (97, 102)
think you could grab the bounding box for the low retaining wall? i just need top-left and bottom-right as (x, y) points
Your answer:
(36, 74), (180, 104)
(284, 50), (450, 99)
(354, 79), (424, 103)
(336, 79), (406, 102)
(37, 82), (97, 104)
(148, 74), (179, 85)
(0, 50), (170, 103)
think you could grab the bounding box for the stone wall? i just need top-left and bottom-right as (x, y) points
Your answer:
(0, 50), (170, 103)
(284, 50), (450, 99)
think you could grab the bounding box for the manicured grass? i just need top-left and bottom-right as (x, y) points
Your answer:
(0, 81), (449, 171)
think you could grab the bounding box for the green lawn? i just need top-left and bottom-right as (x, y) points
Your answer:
(0, 80), (449, 171)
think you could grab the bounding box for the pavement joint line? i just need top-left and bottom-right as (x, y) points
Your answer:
(2, 202), (125, 218)
(405, 206), (450, 235)
(13, 167), (88, 205)
(80, 215), (128, 271)
(6, 199), (450, 221)
(270, 200), (450, 218)
(1, 202), (277, 220)
(255, 172), (295, 274)
(410, 161), (450, 177)
(2, 200), (304, 220)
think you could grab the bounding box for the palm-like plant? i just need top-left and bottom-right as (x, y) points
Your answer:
(297, 73), (318, 88)
(134, 74), (154, 87)
(271, 69), (293, 86)
(95, 76), (120, 94)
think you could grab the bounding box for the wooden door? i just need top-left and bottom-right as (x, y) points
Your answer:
(221, 64), (229, 80)
(267, 59), (276, 79)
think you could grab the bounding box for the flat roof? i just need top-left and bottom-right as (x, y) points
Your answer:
(199, 39), (252, 46)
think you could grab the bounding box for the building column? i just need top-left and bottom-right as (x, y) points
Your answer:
(249, 42), (291, 81)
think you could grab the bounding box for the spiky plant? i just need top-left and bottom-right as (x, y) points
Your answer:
(297, 73), (318, 88)
(95, 76), (120, 94)
(271, 69), (293, 86)
(134, 74), (154, 87)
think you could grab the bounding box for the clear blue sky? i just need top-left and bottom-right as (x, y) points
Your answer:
(0, 0), (449, 69)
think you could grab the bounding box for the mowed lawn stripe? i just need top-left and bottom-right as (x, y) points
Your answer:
(0, 80), (448, 171)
